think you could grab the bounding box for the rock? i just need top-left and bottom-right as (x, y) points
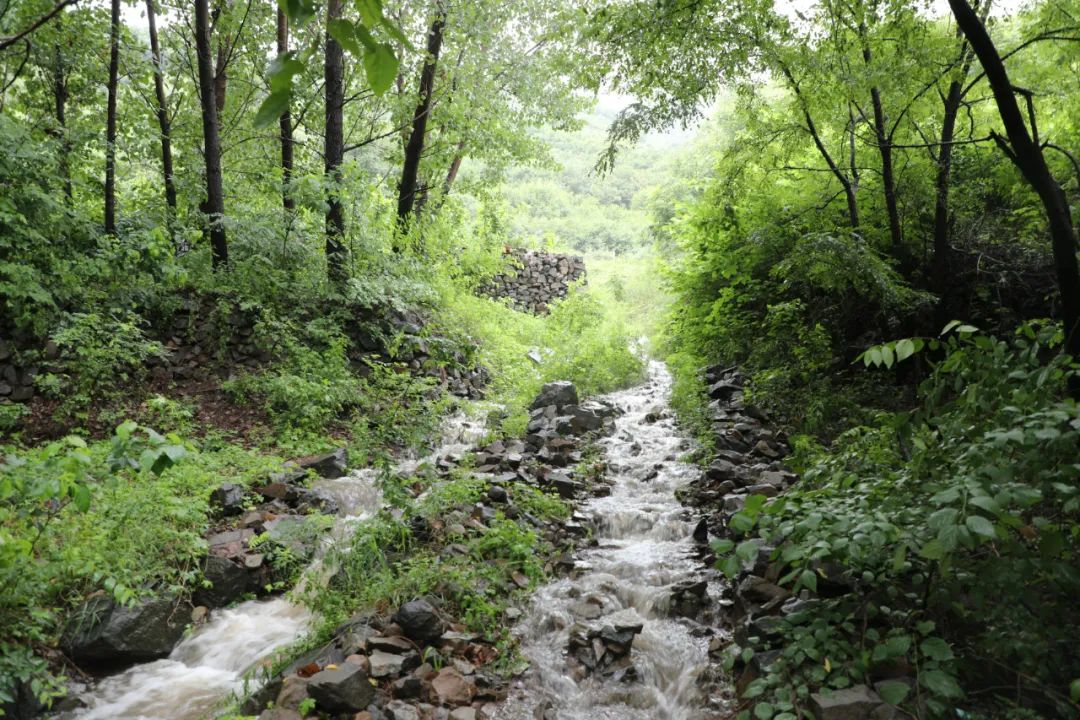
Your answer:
(369, 649), (407, 678)
(62, 595), (188, 666)
(258, 710), (302, 720)
(194, 555), (252, 608)
(386, 700), (422, 720)
(275, 674), (311, 710)
(210, 483), (247, 515)
(449, 708), (477, 720)
(296, 447), (348, 478)
(393, 600), (445, 646)
(431, 667), (476, 706)
(809, 685), (882, 720)
(487, 485), (508, 504)
(307, 664), (376, 713)
(529, 381), (578, 410)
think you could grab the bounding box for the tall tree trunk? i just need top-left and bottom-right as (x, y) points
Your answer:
(146, 0), (177, 232)
(931, 78), (963, 304)
(213, 2), (230, 113)
(443, 142), (465, 197)
(948, 0), (1080, 390)
(277, 7), (294, 213)
(860, 35), (902, 252)
(104, 0), (120, 235)
(195, 0), (228, 268)
(324, 0), (347, 285)
(51, 43), (72, 205)
(396, 4), (446, 231)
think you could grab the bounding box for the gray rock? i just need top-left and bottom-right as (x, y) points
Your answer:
(194, 555), (252, 608)
(369, 649), (407, 678)
(809, 685), (882, 720)
(62, 596), (188, 665)
(392, 599), (445, 647)
(307, 663), (376, 713)
(210, 483), (246, 515)
(530, 381), (578, 410)
(296, 447), (348, 478)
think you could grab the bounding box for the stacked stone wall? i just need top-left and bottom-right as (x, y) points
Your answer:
(481, 248), (586, 314)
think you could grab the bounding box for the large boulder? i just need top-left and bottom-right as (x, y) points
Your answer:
(529, 381), (578, 410)
(62, 595), (188, 666)
(210, 483), (247, 516)
(392, 600), (445, 647)
(307, 664), (375, 713)
(296, 448), (348, 479)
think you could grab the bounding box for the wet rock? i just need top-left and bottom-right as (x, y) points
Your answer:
(275, 674), (310, 710)
(369, 635), (415, 653)
(669, 578), (709, 617)
(809, 685), (882, 720)
(530, 381), (578, 410)
(210, 483), (246, 515)
(449, 708), (477, 720)
(62, 595), (188, 666)
(296, 447), (348, 478)
(195, 555), (252, 608)
(487, 485), (509, 504)
(393, 600), (442, 643)
(386, 700), (422, 720)
(431, 667), (476, 706)
(392, 675), (423, 699)
(307, 663), (376, 713)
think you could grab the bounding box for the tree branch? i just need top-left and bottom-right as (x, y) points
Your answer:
(0, 0), (78, 52)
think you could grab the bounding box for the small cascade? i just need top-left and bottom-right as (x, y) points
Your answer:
(496, 362), (713, 720)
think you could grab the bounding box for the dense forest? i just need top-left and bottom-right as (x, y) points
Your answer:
(0, 0), (1078, 719)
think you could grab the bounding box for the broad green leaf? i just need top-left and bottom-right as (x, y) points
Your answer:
(919, 637), (954, 661)
(355, 0), (383, 26)
(328, 19), (364, 56)
(965, 515), (996, 538)
(711, 538), (735, 554)
(881, 343), (894, 368)
(754, 702), (775, 720)
(254, 90), (292, 128)
(918, 539), (944, 560)
(736, 540), (759, 563)
(799, 568), (818, 593)
(920, 669), (963, 698)
(877, 680), (910, 706)
(895, 338), (915, 361)
(72, 483), (90, 512)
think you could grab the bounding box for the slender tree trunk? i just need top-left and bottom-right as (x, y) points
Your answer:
(277, 7), (294, 214)
(948, 0), (1080, 389)
(104, 0), (120, 235)
(51, 43), (72, 205)
(195, 0), (228, 268)
(324, 0), (347, 285)
(213, 2), (230, 113)
(861, 36), (902, 251)
(779, 62), (859, 230)
(443, 144), (465, 197)
(931, 78), (963, 301)
(396, 5), (446, 230)
(146, 0), (177, 232)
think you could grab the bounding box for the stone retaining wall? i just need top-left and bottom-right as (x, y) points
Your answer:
(481, 248), (586, 314)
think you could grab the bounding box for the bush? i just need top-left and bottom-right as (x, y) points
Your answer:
(713, 323), (1080, 719)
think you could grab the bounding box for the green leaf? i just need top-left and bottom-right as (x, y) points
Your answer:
(279, 0), (317, 25)
(72, 483), (90, 512)
(328, 19), (363, 56)
(965, 515), (996, 539)
(799, 568), (818, 593)
(355, 0), (383, 26)
(881, 344), (895, 368)
(919, 637), (954, 662)
(754, 702), (775, 720)
(877, 680), (910, 706)
(254, 90), (292, 128)
(736, 540), (759, 563)
(363, 43), (398, 95)
(267, 52), (305, 93)
(1070, 678), (1080, 703)
(711, 538), (735, 554)
(918, 539), (944, 560)
(885, 635), (911, 657)
(920, 669), (963, 699)
(895, 338), (915, 361)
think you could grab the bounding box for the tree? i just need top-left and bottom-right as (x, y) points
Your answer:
(146, 0), (178, 236)
(194, 0), (228, 268)
(325, 0), (347, 285)
(277, 6), (294, 214)
(104, 0), (120, 235)
(396, 2), (445, 229)
(948, 0), (1080, 387)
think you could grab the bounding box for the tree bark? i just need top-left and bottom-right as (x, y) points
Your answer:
(195, 0), (228, 268)
(213, 2), (230, 113)
(948, 0), (1080, 388)
(860, 33), (903, 252)
(931, 78), (962, 302)
(104, 0), (120, 235)
(277, 7), (294, 213)
(51, 42), (72, 205)
(324, 0), (347, 285)
(146, 0), (178, 232)
(396, 5), (446, 231)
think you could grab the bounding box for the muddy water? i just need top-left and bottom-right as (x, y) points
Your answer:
(63, 412), (490, 720)
(497, 362), (712, 720)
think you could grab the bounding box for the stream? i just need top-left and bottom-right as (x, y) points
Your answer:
(62, 363), (714, 719)
(496, 361), (714, 720)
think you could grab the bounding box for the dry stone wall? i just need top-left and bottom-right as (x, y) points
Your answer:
(481, 248), (586, 314)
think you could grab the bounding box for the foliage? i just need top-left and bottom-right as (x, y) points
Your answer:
(713, 324), (1080, 718)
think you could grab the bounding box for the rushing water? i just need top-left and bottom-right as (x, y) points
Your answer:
(61, 411), (492, 720)
(497, 361), (712, 720)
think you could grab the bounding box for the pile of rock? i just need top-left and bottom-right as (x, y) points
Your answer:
(684, 365), (902, 720)
(480, 248), (586, 314)
(0, 339), (34, 401)
(250, 599), (502, 720)
(566, 609), (645, 682)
